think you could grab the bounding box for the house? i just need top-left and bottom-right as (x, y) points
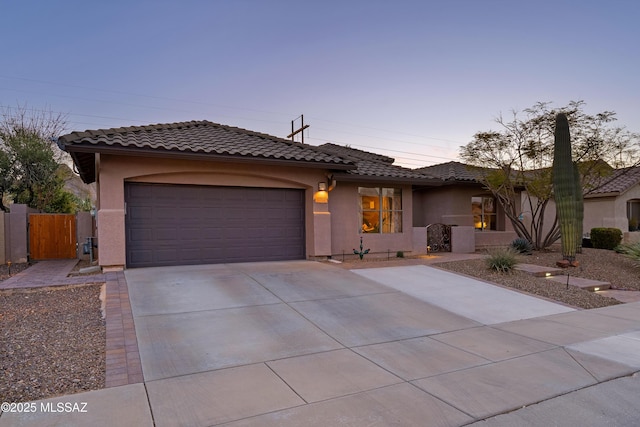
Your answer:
(583, 166), (640, 243)
(413, 161), (517, 248)
(413, 161), (640, 246)
(59, 120), (461, 270)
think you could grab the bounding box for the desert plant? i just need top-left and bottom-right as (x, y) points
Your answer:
(353, 236), (370, 260)
(510, 237), (533, 255)
(590, 227), (623, 250)
(616, 242), (640, 267)
(396, 250), (404, 258)
(552, 113), (583, 263)
(486, 247), (518, 273)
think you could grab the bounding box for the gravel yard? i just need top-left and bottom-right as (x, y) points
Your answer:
(0, 284), (105, 403)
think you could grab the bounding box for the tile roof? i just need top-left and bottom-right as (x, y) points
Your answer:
(587, 166), (640, 196)
(414, 161), (482, 182)
(58, 121), (355, 183)
(317, 143), (435, 181)
(318, 143), (395, 164)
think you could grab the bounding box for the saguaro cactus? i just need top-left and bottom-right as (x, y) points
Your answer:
(552, 113), (583, 264)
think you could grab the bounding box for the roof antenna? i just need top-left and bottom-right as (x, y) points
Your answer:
(287, 114), (310, 143)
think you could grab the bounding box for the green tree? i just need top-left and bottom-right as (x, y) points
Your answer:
(460, 101), (640, 250)
(0, 105), (81, 213)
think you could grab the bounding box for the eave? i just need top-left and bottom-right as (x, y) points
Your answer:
(62, 143), (356, 184)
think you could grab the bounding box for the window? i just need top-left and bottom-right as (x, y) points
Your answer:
(628, 200), (640, 231)
(359, 187), (402, 233)
(472, 196), (496, 231)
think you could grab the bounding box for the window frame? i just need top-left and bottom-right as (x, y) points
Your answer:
(359, 187), (403, 234)
(472, 196), (497, 231)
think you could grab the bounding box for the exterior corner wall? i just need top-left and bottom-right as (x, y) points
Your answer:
(96, 208), (126, 268)
(451, 226), (475, 253)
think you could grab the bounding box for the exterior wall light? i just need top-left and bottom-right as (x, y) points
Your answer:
(314, 182), (329, 203)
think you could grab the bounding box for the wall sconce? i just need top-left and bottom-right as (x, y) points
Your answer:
(314, 182), (329, 203)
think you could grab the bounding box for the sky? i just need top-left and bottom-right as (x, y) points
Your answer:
(1, 0), (638, 168)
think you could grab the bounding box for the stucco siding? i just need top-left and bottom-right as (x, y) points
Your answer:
(329, 183), (413, 257)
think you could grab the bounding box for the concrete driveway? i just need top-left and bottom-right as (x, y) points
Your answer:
(2, 261), (640, 426)
(127, 261), (640, 426)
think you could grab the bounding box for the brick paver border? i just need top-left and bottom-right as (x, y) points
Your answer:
(104, 271), (143, 387)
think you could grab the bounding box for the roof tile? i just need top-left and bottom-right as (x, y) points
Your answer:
(58, 120), (353, 166)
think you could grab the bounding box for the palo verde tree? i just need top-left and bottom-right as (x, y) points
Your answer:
(0, 105), (81, 213)
(460, 101), (640, 250)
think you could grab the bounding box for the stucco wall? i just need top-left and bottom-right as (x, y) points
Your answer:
(328, 182), (413, 258)
(96, 154), (332, 268)
(413, 186), (477, 227)
(413, 185), (508, 229)
(583, 185), (640, 235)
(76, 211), (94, 261)
(583, 197), (617, 233)
(6, 204), (36, 263)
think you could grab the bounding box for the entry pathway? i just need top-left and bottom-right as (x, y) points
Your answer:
(2, 261), (640, 426)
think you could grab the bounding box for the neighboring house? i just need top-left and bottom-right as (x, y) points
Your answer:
(414, 161), (640, 246)
(583, 166), (640, 242)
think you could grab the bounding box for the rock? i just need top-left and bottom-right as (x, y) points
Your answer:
(556, 259), (571, 268)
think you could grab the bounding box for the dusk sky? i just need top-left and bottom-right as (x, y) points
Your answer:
(1, 1), (638, 167)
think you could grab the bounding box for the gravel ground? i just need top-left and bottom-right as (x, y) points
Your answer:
(0, 263), (31, 281)
(338, 246), (639, 310)
(0, 284), (105, 403)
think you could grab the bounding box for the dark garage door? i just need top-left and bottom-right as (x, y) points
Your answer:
(125, 183), (305, 268)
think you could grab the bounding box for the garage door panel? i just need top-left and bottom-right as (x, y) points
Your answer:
(125, 183), (305, 267)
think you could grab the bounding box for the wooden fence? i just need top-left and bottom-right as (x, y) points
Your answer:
(28, 214), (77, 260)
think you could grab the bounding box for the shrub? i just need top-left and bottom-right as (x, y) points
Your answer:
(486, 247), (518, 273)
(616, 242), (640, 268)
(510, 237), (533, 255)
(396, 251), (404, 258)
(590, 228), (622, 250)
